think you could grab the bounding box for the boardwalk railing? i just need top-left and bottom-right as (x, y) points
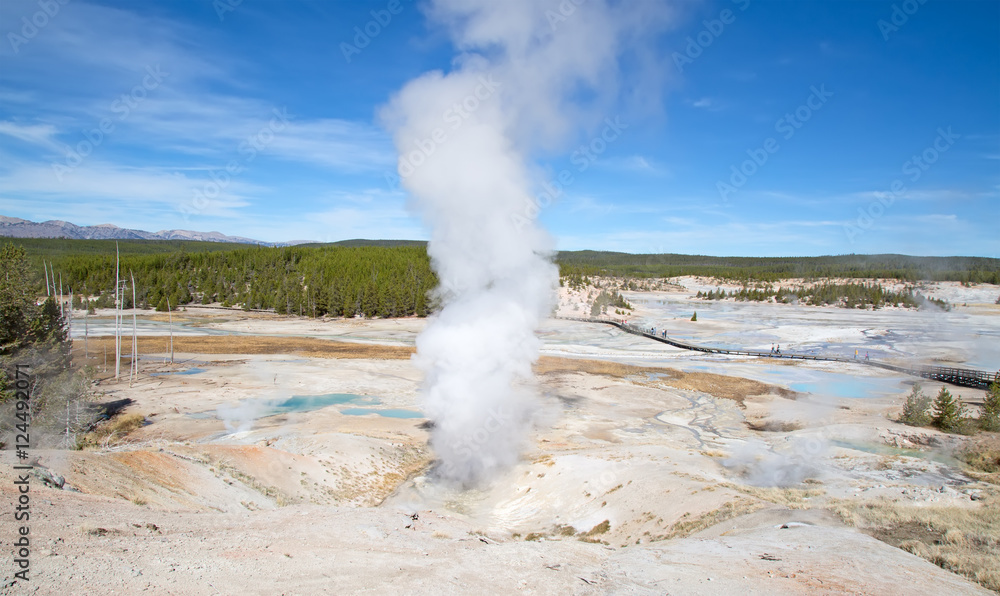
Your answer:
(558, 316), (999, 391)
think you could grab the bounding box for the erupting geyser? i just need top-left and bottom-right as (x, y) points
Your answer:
(382, 0), (672, 485)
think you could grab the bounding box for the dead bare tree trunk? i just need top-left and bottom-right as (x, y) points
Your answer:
(168, 298), (174, 364)
(130, 270), (138, 387)
(115, 242), (121, 381)
(67, 288), (72, 342)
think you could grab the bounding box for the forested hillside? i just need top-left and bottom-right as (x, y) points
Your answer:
(5, 238), (999, 320)
(557, 251), (1000, 284)
(13, 241), (436, 318)
(696, 281), (951, 310)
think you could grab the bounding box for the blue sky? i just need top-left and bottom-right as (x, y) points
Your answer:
(0, 0), (996, 256)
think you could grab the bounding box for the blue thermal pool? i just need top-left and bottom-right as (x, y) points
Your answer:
(189, 392), (379, 420)
(341, 407), (424, 419)
(273, 393), (376, 413)
(150, 367), (207, 376)
(789, 376), (900, 399)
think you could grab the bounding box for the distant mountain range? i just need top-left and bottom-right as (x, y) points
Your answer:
(0, 216), (269, 245)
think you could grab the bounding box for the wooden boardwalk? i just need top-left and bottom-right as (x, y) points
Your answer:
(558, 316), (999, 391)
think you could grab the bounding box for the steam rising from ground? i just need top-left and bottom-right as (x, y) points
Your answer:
(723, 437), (825, 487)
(382, 0), (671, 484)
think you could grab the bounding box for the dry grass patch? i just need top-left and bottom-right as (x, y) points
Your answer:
(79, 525), (120, 537)
(77, 335), (414, 360)
(532, 454), (556, 467)
(535, 356), (787, 404)
(578, 519), (612, 544)
(77, 413), (145, 449)
(585, 519), (610, 536)
(746, 419), (804, 432)
(830, 490), (1000, 591)
(535, 356), (661, 378)
(958, 434), (1000, 484)
(658, 499), (763, 540)
(665, 372), (778, 405)
(721, 483), (824, 508)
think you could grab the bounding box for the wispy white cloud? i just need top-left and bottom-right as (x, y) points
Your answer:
(0, 121), (60, 149)
(686, 96), (728, 112)
(567, 195), (615, 215)
(0, 0), (403, 242)
(0, 1), (233, 86)
(302, 205), (427, 244)
(910, 213), (958, 224)
(267, 119), (394, 171)
(0, 0), (393, 173)
(0, 160), (254, 221)
(594, 154), (669, 175)
(555, 219), (846, 256)
(847, 188), (995, 202)
(0, 90), (34, 104)
(551, 214), (993, 257)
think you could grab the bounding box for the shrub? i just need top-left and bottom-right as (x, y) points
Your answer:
(932, 387), (968, 433)
(981, 383), (1000, 432)
(76, 412), (145, 449)
(691, 311), (697, 321)
(959, 435), (1000, 475)
(899, 384), (932, 426)
(590, 289), (632, 316)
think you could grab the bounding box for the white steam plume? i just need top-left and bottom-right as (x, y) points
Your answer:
(382, 0), (673, 485)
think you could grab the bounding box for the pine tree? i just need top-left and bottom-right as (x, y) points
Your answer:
(30, 296), (68, 344)
(0, 243), (34, 351)
(931, 387), (967, 432)
(980, 382), (1000, 432)
(899, 383), (931, 426)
